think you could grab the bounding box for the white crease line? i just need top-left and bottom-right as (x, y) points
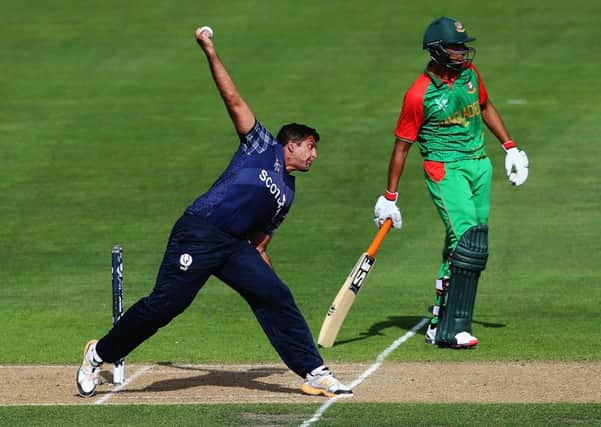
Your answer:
(95, 365), (153, 405)
(299, 395), (345, 427)
(300, 317), (429, 426)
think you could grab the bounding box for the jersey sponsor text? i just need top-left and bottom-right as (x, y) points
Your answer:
(259, 169), (286, 215)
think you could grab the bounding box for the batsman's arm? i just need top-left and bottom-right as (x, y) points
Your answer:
(482, 99), (529, 186)
(195, 29), (255, 135)
(386, 138), (412, 194)
(373, 138), (410, 230)
(480, 100), (512, 144)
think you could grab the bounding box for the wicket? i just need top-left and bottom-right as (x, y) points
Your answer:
(111, 245), (125, 384)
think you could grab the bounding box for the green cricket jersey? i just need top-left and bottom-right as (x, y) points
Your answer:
(395, 63), (489, 162)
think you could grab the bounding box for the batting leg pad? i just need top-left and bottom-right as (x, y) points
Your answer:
(436, 225), (488, 344)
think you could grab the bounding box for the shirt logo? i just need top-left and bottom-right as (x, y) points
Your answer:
(466, 81), (475, 94)
(273, 157), (281, 173)
(179, 253), (193, 271)
(435, 97), (449, 111)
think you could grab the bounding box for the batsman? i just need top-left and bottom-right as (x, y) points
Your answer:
(373, 17), (529, 348)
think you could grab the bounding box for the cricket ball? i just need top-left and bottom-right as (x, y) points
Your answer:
(197, 26), (214, 39)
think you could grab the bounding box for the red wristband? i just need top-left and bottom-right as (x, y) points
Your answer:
(385, 191), (398, 201)
(502, 140), (517, 150)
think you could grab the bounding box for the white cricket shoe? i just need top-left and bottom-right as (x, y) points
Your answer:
(76, 340), (102, 397)
(301, 366), (353, 398)
(451, 331), (479, 349)
(424, 323), (437, 344)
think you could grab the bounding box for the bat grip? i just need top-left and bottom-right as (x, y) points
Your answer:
(366, 218), (392, 256)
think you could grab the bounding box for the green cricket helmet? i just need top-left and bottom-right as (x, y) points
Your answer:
(423, 17), (476, 71)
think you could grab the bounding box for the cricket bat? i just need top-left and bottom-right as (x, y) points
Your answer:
(317, 219), (393, 347)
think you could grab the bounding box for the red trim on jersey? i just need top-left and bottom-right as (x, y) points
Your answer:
(467, 63), (488, 105)
(424, 161), (446, 182)
(395, 74), (431, 142)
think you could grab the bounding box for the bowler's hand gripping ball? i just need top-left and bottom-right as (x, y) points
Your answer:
(197, 25), (214, 39)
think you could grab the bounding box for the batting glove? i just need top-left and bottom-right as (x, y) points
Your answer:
(503, 141), (529, 186)
(374, 192), (403, 229)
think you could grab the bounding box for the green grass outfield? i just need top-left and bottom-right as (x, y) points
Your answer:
(2, 0), (600, 425)
(2, 404), (601, 426)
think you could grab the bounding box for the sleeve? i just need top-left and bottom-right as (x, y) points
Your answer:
(239, 119), (278, 155)
(394, 75), (429, 142)
(468, 64), (488, 105)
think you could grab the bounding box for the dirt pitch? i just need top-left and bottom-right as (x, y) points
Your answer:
(1, 362), (600, 406)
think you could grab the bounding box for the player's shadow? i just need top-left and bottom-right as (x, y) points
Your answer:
(332, 315), (505, 346)
(332, 315), (426, 346)
(107, 363), (298, 395)
(473, 319), (506, 328)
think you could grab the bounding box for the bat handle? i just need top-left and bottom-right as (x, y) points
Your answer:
(366, 218), (392, 256)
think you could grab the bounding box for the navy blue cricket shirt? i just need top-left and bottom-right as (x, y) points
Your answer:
(185, 120), (295, 239)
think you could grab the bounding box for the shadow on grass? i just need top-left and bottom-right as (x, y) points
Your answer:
(98, 363), (299, 395)
(332, 315), (506, 347)
(473, 320), (506, 328)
